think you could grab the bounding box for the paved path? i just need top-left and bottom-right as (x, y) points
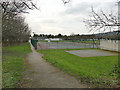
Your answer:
(18, 43), (87, 88)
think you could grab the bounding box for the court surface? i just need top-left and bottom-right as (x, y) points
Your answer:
(37, 42), (99, 49)
(66, 50), (118, 57)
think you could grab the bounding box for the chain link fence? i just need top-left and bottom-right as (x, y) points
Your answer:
(37, 41), (100, 50)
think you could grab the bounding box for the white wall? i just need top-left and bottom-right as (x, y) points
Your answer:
(100, 39), (119, 52)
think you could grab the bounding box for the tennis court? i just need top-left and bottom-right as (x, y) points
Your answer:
(37, 42), (99, 50)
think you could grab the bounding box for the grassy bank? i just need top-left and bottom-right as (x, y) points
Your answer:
(2, 43), (31, 88)
(37, 49), (118, 87)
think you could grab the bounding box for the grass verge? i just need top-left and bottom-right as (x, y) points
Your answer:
(2, 43), (31, 88)
(37, 48), (118, 87)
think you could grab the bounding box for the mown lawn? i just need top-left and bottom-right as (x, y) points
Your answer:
(37, 49), (118, 87)
(2, 43), (31, 88)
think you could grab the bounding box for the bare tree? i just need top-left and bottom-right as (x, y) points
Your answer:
(2, 11), (31, 45)
(0, 0), (71, 14)
(0, 0), (39, 14)
(84, 2), (120, 32)
(62, 0), (71, 5)
(1, 0), (71, 46)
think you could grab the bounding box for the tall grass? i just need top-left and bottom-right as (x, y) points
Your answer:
(2, 43), (31, 88)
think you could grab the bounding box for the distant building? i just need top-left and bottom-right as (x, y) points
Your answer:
(45, 38), (62, 41)
(37, 37), (47, 40)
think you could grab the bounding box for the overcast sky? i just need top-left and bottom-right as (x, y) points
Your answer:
(23, 0), (117, 35)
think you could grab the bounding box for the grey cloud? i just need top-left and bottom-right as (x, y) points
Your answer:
(62, 2), (116, 16)
(41, 19), (57, 24)
(63, 2), (101, 15)
(24, 0), (117, 35)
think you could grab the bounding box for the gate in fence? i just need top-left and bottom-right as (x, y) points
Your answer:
(31, 39), (38, 49)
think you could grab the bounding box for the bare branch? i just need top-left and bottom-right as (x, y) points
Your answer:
(84, 5), (119, 32)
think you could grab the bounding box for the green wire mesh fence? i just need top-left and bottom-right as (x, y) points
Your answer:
(31, 39), (38, 50)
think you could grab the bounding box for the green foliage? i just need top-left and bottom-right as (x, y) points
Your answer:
(37, 49), (118, 87)
(109, 64), (120, 77)
(2, 43), (31, 88)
